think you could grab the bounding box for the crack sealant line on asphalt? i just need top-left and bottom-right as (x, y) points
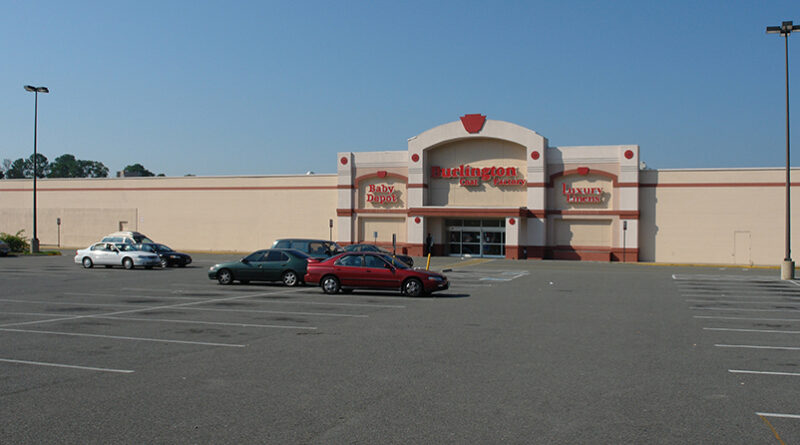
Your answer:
(0, 287), (309, 329)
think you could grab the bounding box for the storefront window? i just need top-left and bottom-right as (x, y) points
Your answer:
(446, 219), (506, 257)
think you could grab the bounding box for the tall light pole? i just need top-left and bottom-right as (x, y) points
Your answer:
(767, 21), (800, 280)
(24, 85), (49, 254)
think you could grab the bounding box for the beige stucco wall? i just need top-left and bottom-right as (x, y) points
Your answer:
(639, 168), (799, 266)
(2, 162), (798, 266)
(0, 175), (338, 252)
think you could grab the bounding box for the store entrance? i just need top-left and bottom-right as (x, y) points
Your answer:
(446, 219), (506, 257)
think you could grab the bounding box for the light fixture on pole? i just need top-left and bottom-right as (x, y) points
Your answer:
(767, 21), (800, 280)
(24, 85), (49, 254)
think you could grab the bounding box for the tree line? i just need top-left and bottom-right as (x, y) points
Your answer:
(0, 154), (158, 179)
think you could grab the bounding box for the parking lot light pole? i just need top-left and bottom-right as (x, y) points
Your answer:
(24, 85), (49, 254)
(767, 21), (800, 280)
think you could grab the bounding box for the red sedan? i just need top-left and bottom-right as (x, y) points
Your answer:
(304, 252), (449, 297)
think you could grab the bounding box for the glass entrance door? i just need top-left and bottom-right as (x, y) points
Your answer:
(446, 219), (506, 258)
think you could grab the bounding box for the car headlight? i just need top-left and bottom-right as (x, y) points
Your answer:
(427, 276), (443, 282)
(209, 264), (219, 271)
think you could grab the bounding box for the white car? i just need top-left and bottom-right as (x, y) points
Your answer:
(74, 242), (161, 270)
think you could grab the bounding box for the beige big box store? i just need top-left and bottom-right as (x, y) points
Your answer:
(1, 115), (797, 267)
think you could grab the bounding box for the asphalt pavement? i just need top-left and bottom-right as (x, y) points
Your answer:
(1, 252), (798, 444)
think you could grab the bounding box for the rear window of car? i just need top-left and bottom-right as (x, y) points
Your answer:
(335, 254), (363, 267)
(286, 249), (310, 259)
(265, 251), (288, 262)
(133, 235), (154, 244)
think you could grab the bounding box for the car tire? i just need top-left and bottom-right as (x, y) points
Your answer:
(321, 275), (340, 294)
(123, 257), (134, 270)
(403, 278), (423, 297)
(282, 270), (299, 287)
(82, 257), (93, 268)
(160, 258), (169, 268)
(217, 269), (234, 285)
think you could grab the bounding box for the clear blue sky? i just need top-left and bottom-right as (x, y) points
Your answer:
(2, 1), (799, 177)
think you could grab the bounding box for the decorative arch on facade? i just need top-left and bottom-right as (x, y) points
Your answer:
(354, 172), (408, 189)
(548, 168), (619, 187)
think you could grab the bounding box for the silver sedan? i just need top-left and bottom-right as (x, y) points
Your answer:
(74, 242), (161, 270)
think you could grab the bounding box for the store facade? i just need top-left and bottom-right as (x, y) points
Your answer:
(337, 115), (639, 261)
(1, 114), (797, 266)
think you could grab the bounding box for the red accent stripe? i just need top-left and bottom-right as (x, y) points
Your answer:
(640, 182), (800, 188)
(0, 186), (339, 192)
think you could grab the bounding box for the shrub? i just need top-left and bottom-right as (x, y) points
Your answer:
(0, 230), (30, 253)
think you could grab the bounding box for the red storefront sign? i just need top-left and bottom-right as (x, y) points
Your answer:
(562, 183), (603, 203)
(430, 165), (525, 187)
(366, 184), (399, 204)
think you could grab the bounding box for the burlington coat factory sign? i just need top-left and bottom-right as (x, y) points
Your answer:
(430, 165), (525, 187)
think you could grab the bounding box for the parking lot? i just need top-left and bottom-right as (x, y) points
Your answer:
(2, 253), (799, 443)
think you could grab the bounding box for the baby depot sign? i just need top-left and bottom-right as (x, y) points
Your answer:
(366, 184), (399, 204)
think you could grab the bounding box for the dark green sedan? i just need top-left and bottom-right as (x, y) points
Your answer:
(208, 248), (310, 286)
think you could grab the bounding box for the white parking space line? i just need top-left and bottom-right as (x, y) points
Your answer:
(0, 288), (310, 328)
(688, 299), (800, 305)
(692, 307), (800, 313)
(695, 315), (800, 322)
(64, 292), (203, 301)
(180, 307), (368, 318)
(96, 315), (317, 330)
(730, 369), (800, 377)
(243, 299), (406, 309)
(0, 328), (246, 347)
(756, 412), (800, 420)
(0, 358), (134, 374)
(705, 327), (800, 335)
(715, 344), (800, 351)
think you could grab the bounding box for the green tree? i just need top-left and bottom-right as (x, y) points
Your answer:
(80, 160), (109, 178)
(123, 163), (155, 177)
(23, 153), (49, 178)
(48, 154), (109, 178)
(47, 154), (81, 177)
(6, 158), (26, 178)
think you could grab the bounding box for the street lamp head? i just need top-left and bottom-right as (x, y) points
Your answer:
(23, 85), (49, 93)
(766, 21), (800, 36)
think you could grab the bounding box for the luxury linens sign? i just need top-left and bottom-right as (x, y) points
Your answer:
(562, 183), (604, 203)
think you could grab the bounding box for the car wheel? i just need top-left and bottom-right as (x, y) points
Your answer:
(160, 258), (168, 268)
(123, 257), (134, 270)
(217, 269), (234, 285)
(82, 257), (93, 268)
(282, 270), (299, 287)
(321, 275), (340, 294)
(403, 278), (423, 297)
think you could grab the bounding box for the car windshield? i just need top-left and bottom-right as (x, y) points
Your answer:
(154, 244), (173, 253)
